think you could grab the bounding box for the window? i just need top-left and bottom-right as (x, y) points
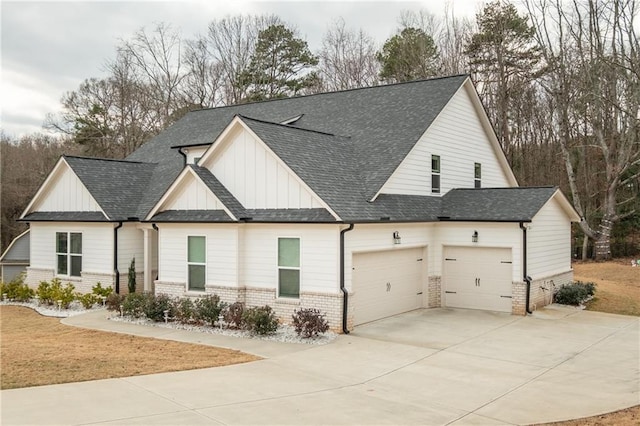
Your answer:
(188, 236), (206, 291)
(56, 232), (82, 277)
(278, 237), (300, 298)
(474, 163), (482, 188)
(431, 155), (441, 194)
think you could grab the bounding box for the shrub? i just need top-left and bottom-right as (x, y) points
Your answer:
(243, 305), (279, 335)
(105, 293), (125, 312)
(143, 293), (173, 322)
(121, 293), (146, 318)
(37, 279), (75, 308)
(128, 258), (137, 294)
(92, 282), (113, 298)
(555, 281), (597, 306)
(222, 301), (245, 329)
(194, 295), (226, 326)
(172, 298), (195, 324)
(77, 292), (98, 309)
(292, 308), (329, 338)
(0, 274), (34, 302)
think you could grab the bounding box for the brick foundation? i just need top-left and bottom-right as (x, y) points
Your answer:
(530, 270), (574, 311)
(154, 281), (344, 332)
(24, 267), (55, 287)
(512, 281), (527, 315)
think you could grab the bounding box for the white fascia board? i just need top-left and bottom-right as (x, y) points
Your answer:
(200, 116), (341, 221)
(144, 167), (238, 221)
(462, 78), (518, 187)
(19, 157), (109, 220)
(551, 189), (581, 222)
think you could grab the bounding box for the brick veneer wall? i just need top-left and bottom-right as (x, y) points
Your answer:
(428, 276), (441, 308)
(530, 270), (574, 311)
(25, 267), (54, 287)
(155, 281), (345, 332)
(512, 281), (527, 315)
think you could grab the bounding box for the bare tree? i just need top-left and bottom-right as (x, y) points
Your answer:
(526, 0), (640, 260)
(182, 36), (224, 108)
(318, 19), (379, 91)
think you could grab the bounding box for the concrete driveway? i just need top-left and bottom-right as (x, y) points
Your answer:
(1, 305), (638, 425)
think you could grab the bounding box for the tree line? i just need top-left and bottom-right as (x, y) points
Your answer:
(1, 0), (638, 260)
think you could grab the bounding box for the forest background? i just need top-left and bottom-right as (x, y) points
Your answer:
(2, 0), (638, 260)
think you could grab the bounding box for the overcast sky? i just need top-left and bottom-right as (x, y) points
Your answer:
(1, 0), (483, 138)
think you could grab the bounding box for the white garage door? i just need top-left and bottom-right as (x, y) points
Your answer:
(353, 248), (424, 326)
(443, 246), (513, 313)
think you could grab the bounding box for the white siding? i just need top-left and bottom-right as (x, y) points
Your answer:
(157, 224), (238, 287)
(241, 224), (339, 294)
(184, 146), (209, 164)
(163, 173), (225, 211)
(117, 224), (144, 275)
(35, 166), (102, 212)
(528, 198), (573, 278)
(344, 223), (433, 292)
(434, 223), (522, 281)
(29, 222), (113, 275)
(380, 85), (511, 196)
(210, 127), (322, 209)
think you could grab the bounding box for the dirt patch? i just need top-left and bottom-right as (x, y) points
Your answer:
(537, 405), (640, 426)
(0, 305), (260, 389)
(573, 259), (640, 316)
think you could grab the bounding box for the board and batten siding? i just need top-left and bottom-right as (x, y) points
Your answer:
(184, 146), (208, 165)
(29, 222), (113, 275)
(157, 224), (238, 287)
(528, 198), (572, 278)
(34, 165), (102, 212)
(435, 222), (522, 281)
(241, 224), (339, 294)
(343, 223), (433, 293)
(162, 173), (225, 211)
(117, 224), (144, 275)
(209, 127), (323, 209)
(380, 85), (511, 196)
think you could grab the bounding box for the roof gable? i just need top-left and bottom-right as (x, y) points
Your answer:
(21, 157), (107, 220)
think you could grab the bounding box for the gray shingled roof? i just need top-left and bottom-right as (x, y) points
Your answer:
(64, 156), (157, 220)
(21, 211), (108, 222)
(151, 210), (233, 222)
(440, 187), (559, 222)
(126, 74), (469, 216)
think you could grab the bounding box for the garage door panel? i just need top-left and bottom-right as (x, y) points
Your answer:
(443, 247), (513, 313)
(353, 248), (424, 326)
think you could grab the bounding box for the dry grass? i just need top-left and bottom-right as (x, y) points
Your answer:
(573, 259), (640, 316)
(539, 260), (639, 426)
(0, 305), (260, 389)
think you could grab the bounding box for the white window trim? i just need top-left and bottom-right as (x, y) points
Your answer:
(277, 236), (301, 299)
(55, 231), (82, 278)
(186, 235), (207, 292)
(431, 155), (441, 194)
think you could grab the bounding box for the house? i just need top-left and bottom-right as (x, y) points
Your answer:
(19, 75), (580, 332)
(0, 230), (30, 283)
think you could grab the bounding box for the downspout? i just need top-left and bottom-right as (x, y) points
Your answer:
(152, 224), (159, 281)
(114, 222), (123, 294)
(340, 223), (355, 334)
(520, 222), (532, 314)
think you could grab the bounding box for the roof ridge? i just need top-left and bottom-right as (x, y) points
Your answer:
(238, 114), (349, 138)
(450, 186), (556, 191)
(63, 154), (154, 165)
(188, 74), (470, 114)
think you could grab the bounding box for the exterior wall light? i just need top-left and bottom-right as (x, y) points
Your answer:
(393, 231), (401, 244)
(472, 231), (479, 243)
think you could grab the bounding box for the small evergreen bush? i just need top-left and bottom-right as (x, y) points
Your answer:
(128, 258), (136, 294)
(292, 308), (329, 338)
(172, 297), (195, 324)
(37, 279), (75, 308)
(222, 301), (245, 329)
(243, 305), (279, 335)
(143, 293), (173, 322)
(0, 274), (34, 301)
(555, 281), (596, 306)
(194, 295), (226, 326)
(77, 292), (98, 309)
(105, 293), (125, 312)
(121, 293), (146, 317)
(92, 282), (113, 298)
